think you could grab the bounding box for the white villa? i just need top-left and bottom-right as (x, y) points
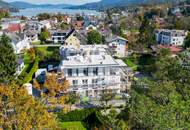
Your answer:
(108, 36), (128, 57)
(155, 29), (188, 46)
(7, 33), (30, 54)
(58, 45), (129, 97)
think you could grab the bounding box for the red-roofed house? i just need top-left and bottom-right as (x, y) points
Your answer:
(5, 24), (22, 33)
(158, 45), (183, 55)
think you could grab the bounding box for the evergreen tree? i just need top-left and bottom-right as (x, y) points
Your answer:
(0, 34), (17, 83)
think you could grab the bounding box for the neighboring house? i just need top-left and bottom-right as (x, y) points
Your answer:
(107, 36), (128, 57)
(155, 29), (188, 46)
(7, 33), (30, 54)
(4, 23), (23, 33)
(59, 45), (129, 97)
(86, 24), (97, 32)
(39, 20), (51, 29)
(64, 29), (85, 48)
(74, 21), (84, 30)
(50, 30), (71, 44)
(25, 30), (39, 42)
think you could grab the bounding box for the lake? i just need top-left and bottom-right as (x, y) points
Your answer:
(12, 8), (101, 17)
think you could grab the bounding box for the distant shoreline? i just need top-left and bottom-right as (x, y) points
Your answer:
(11, 8), (101, 17)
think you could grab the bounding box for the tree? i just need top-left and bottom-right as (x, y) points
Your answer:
(39, 27), (50, 44)
(66, 93), (79, 111)
(100, 92), (115, 106)
(60, 22), (69, 30)
(184, 32), (190, 48)
(37, 13), (51, 21)
(87, 30), (102, 44)
(138, 18), (156, 48)
(0, 83), (57, 129)
(43, 73), (69, 97)
(27, 48), (36, 63)
(0, 34), (17, 83)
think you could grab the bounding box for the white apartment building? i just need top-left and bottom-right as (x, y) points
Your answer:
(58, 45), (128, 97)
(155, 29), (187, 46)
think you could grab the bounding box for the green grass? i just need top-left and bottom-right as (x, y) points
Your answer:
(35, 47), (59, 57)
(124, 58), (138, 71)
(31, 41), (41, 45)
(59, 122), (86, 130)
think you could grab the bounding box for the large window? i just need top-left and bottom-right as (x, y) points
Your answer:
(83, 68), (88, 76)
(82, 79), (88, 85)
(68, 69), (72, 77)
(93, 67), (98, 76)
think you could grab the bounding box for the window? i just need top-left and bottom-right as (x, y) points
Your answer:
(72, 80), (78, 86)
(82, 79), (88, 85)
(83, 68), (88, 76)
(110, 68), (116, 75)
(92, 79), (98, 84)
(68, 69), (72, 77)
(76, 69), (79, 76)
(93, 67), (98, 76)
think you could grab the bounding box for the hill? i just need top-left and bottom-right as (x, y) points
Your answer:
(9, 1), (73, 9)
(68, 0), (184, 10)
(0, 0), (11, 8)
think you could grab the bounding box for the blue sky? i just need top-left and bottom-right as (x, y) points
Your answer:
(4, 0), (100, 5)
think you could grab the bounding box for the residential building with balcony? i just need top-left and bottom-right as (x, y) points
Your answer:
(155, 29), (188, 46)
(58, 45), (129, 97)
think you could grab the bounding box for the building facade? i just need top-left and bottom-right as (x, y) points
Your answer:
(59, 45), (128, 97)
(108, 36), (128, 57)
(155, 29), (187, 46)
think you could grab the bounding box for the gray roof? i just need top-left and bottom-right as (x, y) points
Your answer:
(7, 33), (26, 45)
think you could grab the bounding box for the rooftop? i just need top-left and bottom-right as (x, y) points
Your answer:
(60, 45), (126, 68)
(156, 29), (187, 37)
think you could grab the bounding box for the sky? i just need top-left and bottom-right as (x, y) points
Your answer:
(4, 0), (100, 5)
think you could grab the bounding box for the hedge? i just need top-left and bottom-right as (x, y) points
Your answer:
(23, 58), (39, 83)
(57, 109), (97, 122)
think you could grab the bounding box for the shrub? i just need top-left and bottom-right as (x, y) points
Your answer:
(57, 109), (97, 122)
(23, 58), (39, 83)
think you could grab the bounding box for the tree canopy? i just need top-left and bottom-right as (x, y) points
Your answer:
(87, 30), (103, 44)
(0, 83), (57, 129)
(39, 27), (50, 44)
(0, 34), (17, 83)
(128, 50), (190, 129)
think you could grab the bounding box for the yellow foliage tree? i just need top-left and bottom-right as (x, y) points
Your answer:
(0, 83), (58, 130)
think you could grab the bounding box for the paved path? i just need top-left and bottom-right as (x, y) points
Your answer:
(30, 44), (62, 47)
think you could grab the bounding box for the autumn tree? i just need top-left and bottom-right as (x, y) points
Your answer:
(43, 73), (69, 97)
(0, 83), (57, 129)
(0, 34), (17, 83)
(27, 48), (36, 63)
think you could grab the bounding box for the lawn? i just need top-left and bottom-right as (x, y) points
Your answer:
(31, 41), (41, 45)
(35, 46), (59, 57)
(124, 58), (138, 71)
(59, 122), (86, 130)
